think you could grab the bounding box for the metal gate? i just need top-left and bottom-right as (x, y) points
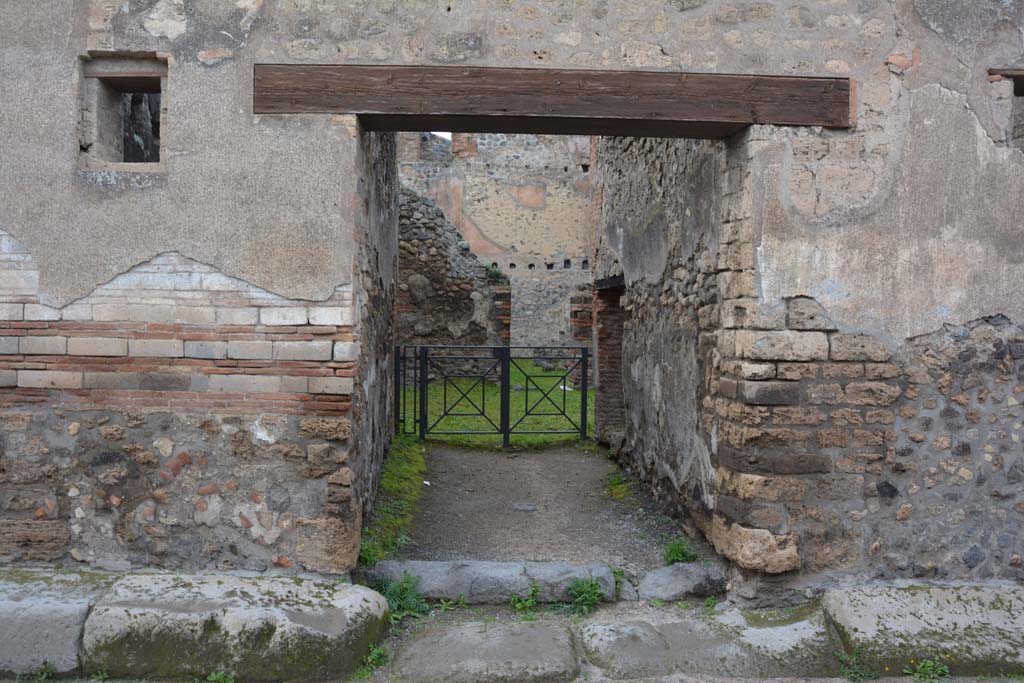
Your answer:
(395, 345), (588, 446)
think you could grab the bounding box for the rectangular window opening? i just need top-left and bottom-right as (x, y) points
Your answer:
(79, 56), (166, 169)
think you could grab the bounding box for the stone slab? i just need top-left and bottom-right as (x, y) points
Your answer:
(0, 569), (116, 675)
(581, 606), (837, 679)
(391, 621), (579, 683)
(637, 563), (727, 601)
(822, 584), (1024, 675)
(81, 573), (388, 682)
(364, 560), (614, 604)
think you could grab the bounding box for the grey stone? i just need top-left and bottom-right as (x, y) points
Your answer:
(81, 573), (388, 682)
(0, 569), (115, 675)
(637, 563), (727, 600)
(391, 621), (578, 683)
(583, 607), (838, 678)
(524, 562), (615, 603)
(511, 502), (537, 512)
(822, 584), (1024, 674)
(366, 560), (530, 604)
(365, 560), (615, 605)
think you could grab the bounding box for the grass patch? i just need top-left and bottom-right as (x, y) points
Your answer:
(904, 658), (949, 683)
(378, 572), (430, 623)
(352, 644), (389, 680)
(567, 578), (604, 615)
(663, 537), (699, 564)
(359, 435), (426, 566)
(605, 470), (635, 502)
(510, 582), (541, 613)
(400, 360), (595, 449)
(836, 647), (878, 682)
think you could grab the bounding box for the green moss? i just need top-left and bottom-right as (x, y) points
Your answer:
(605, 469), (635, 502)
(359, 435), (427, 566)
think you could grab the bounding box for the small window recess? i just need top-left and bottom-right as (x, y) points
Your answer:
(78, 54), (167, 171)
(989, 67), (1024, 150)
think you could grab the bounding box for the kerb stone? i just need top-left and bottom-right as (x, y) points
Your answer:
(81, 573), (388, 682)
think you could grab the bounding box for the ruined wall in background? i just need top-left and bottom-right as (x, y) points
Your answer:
(396, 188), (502, 348)
(399, 133), (594, 349)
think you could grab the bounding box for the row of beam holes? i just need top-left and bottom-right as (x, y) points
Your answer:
(492, 259), (590, 271)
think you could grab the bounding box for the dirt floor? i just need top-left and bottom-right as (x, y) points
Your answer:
(395, 443), (683, 574)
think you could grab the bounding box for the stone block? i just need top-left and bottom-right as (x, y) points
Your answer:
(310, 376), (355, 394)
(823, 585), (1024, 675)
(308, 307), (352, 326)
(19, 336), (67, 355)
(637, 563), (727, 601)
(721, 299), (786, 330)
(736, 330), (828, 361)
(391, 621), (579, 683)
(215, 307), (258, 325)
(184, 341), (227, 359)
(844, 381), (901, 406)
(0, 370), (16, 387)
(23, 304), (61, 321)
(0, 304), (24, 320)
(0, 569), (113, 674)
(718, 444), (831, 475)
(707, 513), (800, 574)
(227, 340), (273, 359)
(787, 297), (837, 330)
(129, 339), (184, 358)
(334, 341), (360, 362)
(81, 574), (388, 682)
(280, 375), (310, 393)
(203, 374), (281, 394)
(272, 341), (333, 361)
(260, 307), (307, 326)
(829, 333), (890, 361)
(736, 361), (775, 380)
(736, 380), (800, 405)
(0, 336), (19, 355)
(67, 337), (128, 357)
(18, 371), (82, 389)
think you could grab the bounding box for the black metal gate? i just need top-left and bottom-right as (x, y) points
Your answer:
(395, 345), (588, 446)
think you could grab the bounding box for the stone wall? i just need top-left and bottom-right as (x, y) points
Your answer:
(594, 125), (1024, 585)
(396, 188), (502, 348)
(399, 133), (595, 349)
(0, 248), (363, 572)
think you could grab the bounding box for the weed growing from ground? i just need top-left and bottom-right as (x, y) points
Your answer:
(16, 663), (54, 683)
(378, 572), (430, 623)
(836, 647), (878, 682)
(207, 671), (235, 683)
(648, 598), (665, 608)
(511, 582), (541, 613)
(89, 671), (110, 683)
(358, 436), (427, 566)
(567, 578), (604, 615)
(610, 567), (625, 598)
(703, 596), (718, 616)
(663, 537), (698, 564)
(904, 658), (949, 683)
(352, 644), (389, 680)
(605, 471), (634, 502)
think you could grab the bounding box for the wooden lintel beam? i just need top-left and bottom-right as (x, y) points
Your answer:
(253, 65), (851, 136)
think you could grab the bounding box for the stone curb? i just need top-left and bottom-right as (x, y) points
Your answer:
(0, 569), (388, 681)
(360, 559), (728, 604)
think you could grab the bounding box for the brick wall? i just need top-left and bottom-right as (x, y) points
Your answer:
(593, 285), (626, 442)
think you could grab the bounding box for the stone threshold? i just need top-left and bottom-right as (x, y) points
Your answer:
(0, 568), (387, 682)
(359, 559), (727, 604)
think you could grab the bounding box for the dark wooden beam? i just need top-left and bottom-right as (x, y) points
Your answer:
(253, 65), (851, 137)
